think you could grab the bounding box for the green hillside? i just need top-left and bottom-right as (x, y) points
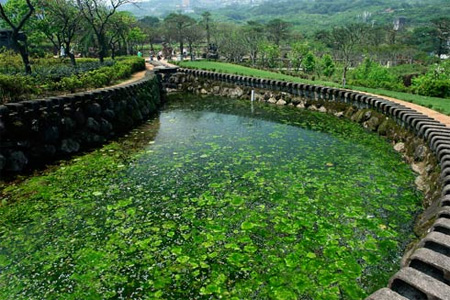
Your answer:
(213, 0), (450, 34)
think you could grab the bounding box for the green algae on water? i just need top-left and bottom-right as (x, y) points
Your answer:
(0, 94), (422, 299)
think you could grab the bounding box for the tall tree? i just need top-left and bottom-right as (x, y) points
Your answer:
(107, 11), (133, 58)
(77, 0), (133, 63)
(432, 17), (450, 58)
(38, 0), (81, 66)
(138, 16), (160, 52)
(201, 11), (212, 46)
(327, 24), (366, 87)
(242, 21), (265, 66)
(184, 23), (204, 61)
(0, 0), (35, 74)
(266, 18), (291, 46)
(163, 13), (195, 60)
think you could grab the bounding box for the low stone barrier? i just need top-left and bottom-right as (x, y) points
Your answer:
(0, 72), (161, 174)
(172, 68), (450, 300)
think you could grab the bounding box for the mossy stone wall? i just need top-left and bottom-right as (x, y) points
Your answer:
(0, 74), (161, 174)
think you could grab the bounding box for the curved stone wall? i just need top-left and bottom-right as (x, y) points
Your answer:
(175, 68), (450, 300)
(0, 72), (161, 174)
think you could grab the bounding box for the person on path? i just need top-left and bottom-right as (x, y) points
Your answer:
(137, 51), (143, 58)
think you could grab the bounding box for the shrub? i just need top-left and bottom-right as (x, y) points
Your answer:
(321, 54), (335, 78)
(59, 75), (83, 93)
(0, 56), (146, 103)
(411, 62), (450, 98)
(349, 58), (403, 90)
(0, 74), (37, 103)
(302, 51), (316, 74)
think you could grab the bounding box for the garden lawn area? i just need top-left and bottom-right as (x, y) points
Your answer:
(177, 60), (450, 115)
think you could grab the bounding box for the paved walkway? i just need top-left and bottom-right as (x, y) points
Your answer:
(361, 91), (450, 127)
(113, 62), (154, 87)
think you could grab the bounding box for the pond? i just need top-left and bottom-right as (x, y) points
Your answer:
(0, 94), (422, 299)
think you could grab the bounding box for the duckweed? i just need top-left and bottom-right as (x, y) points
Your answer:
(0, 94), (422, 299)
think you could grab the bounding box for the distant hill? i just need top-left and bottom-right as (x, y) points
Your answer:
(214, 0), (450, 34)
(122, 0), (450, 35)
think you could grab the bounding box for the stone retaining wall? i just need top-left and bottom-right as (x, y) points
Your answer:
(0, 72), (161, 174)
(171, 68), (450, 300)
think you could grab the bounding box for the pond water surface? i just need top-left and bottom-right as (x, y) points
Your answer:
(0, 94), (422, 299)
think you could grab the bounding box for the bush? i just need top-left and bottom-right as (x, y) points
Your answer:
(59, 75), (83, 93)
(349, 58), (405, 91)
(411, 62), (450, 98)
(0, 55), (146, 103)
(321, 54), (335, 77)
(0, 74), (37, 102)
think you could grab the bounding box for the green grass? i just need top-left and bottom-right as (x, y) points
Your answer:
(177, 60), (450, 115)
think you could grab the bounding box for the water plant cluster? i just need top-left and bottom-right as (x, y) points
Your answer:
(0, 95), (422, 299)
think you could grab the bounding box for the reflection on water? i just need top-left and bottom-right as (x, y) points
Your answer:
(0, 94), (421, 299)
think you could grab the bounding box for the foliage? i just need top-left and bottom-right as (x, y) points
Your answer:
(321, 54), (335, 77)
(301, 51), (316, 74)
(213, 0), (450, 36)
(288, 42), (310, 71)
(349, 58), (402, 90)
(0, 95), (422, 299)
(411, 61), (450, 98)
(265, 18), (291, 46)
(77, 0), (133, 62)
(258, 41), (280, 68)
(0, 73), (37, 102)
(0, 55), (145, 103)
(163, 13), (197, 57)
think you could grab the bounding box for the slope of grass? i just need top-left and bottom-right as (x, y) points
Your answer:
(177, 60), (450, 115)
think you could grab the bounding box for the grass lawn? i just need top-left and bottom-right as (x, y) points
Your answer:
(177, 60), (450, 115)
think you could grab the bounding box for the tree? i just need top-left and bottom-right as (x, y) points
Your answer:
(127, 26), (146, 54)
(432, 17), (450, 58)
(201, 11), (212, 46)
(242, 21), (265, 66)
(327, 24), (366, 87)
(139, 16), (160, 28)
(163, 13), (196, 60)
(258, 41), (280, 68)
(289, 42), (310, 71)
(37, 0), (81, 66)
(302, 51), (316, 74)
(77, 0), (133, 63)
(184, 24), (204, 61)
(321, 54), (335, 77)
(266, 19), (291, 46)
(0, 0), (35, 74)
(107, 11), (130, 58)
(213, 23), (246, 63)
(139, 16), (161, 52)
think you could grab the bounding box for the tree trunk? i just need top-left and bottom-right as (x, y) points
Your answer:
(180, 40), (184, 61)
(65, 43), (76, 67)
(97, 34), (107, 63)
(189, 44), (194, 61)
(342, 65), (348, 88)
(14, 38), (31, 74)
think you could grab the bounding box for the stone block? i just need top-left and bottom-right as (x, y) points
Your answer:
(365, 288), (408, 300)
